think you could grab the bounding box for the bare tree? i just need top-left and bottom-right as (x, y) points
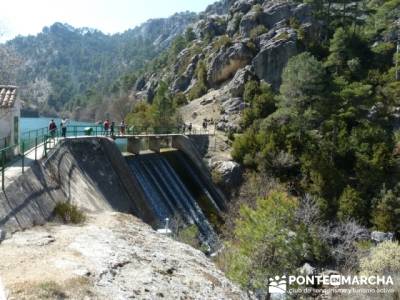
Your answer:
(319, 220), (369, 272)
(107, 94), (132, 121)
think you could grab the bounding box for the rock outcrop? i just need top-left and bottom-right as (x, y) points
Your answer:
(207, 42), (254, 87)
(0, 212), (247, 299)
(252, 29), (297, 89)
(225, 65), (256, 97)
(212, 161), (242, 188)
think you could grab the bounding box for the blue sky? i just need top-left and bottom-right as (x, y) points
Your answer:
(0, 0), (217, 41)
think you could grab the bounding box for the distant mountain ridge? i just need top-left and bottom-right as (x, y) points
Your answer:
(7, 11), (199, 116)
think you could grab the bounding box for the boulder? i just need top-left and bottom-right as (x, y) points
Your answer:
(207, 43), (254, 87)
(222, 97), (245, 114)
(260, 2), (292, 28)
(134, 76), (146, 91)
(371, 231), (394, 244)
(239, 10), (262, 37)
(225, 65), (255, 97)
(135, 76), (158, 102)
(230, 0), (252, 15)
(298, 263), (316, 276)
(172, 54), (202, 92)
(212, 160), (242, 187)
(193, 16), (227, 40)
(252, 31), (297, 89)
(292, 3), (313, 24)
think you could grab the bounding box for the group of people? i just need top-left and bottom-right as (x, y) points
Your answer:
(181, 122), (193, 134)
(181, 119), (212, 135)
(48, 118), (68, 138)
(102, 119), (126, 136)
(48, 118), (127, 138)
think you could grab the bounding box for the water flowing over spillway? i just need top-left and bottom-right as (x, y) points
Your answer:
(126, 150), (221, 247)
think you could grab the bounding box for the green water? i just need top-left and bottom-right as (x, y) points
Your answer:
(21, 117), (92, 133)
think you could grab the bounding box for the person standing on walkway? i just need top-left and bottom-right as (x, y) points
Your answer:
(188, 123), (192, 134)
(110, 121), (115, 137)
(103, 119), (110, 136)
(60, 118), (68, 138)
(120, 120), (126, 135)
(49, 119), (57, 138)
(182, 123), (186, 134)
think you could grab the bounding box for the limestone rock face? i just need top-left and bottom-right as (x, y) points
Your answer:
(227, 12), (244, 36)
(0, 213), (247, 300)
(371, 231), (394, 244)
(193, 16), (227, 40)
(252, 30), (297, 89)
(207, 43), (254, 87)
(212, 160), (242, 187)
(225, 65), (256, 97)
(172, 54), (203, 93)
(260, 2), (312, 28)
(239, 10), (262, 37)
(222, 97), (245, 114)
(229, 0), (253, 15)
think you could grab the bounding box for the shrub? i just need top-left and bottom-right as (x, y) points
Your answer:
(223, 190), (304, 291)
(175, 225), (201, 248)
(213, 35), (232, 50)
(372, 184), (400, 234)
(188, 60), (208, 100)
(360, 241), (400, 275)
(173, 92), (188, 106)
(54, 202), (86, 224)
(249, 25), (267, 39)
(337, 186), (366, 223)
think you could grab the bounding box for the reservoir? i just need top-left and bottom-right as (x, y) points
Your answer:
(21, 117), (92, 132)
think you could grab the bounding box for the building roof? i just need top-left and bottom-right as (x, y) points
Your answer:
(0, 85), (17, 108)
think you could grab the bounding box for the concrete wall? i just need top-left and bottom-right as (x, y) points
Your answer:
(171, 135), (226, 209)
(0, 137), (156, 235)
(0, 100), (20, 151)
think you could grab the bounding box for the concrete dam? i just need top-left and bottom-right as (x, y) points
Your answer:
(0, 136), (225, 248)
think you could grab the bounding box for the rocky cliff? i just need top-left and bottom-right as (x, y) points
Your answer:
(132, 0), (316, 187)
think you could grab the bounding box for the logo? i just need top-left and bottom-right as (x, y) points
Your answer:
(267, 274), (394, 295)
(268, 276), (287, 294)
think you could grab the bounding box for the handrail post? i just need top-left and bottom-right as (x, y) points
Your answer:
(22, 141), (25, 173)
(1, 149), (4, 191)
(44, 135), (47, 157)
(35, 137), (38, 161)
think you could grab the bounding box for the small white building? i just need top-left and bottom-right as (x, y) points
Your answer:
(0, 85), (20, 156)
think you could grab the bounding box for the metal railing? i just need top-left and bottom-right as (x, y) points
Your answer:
(0, 124), (214, 191)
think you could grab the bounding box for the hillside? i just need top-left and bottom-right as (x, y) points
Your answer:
(6, 12), (197, 118)
(122, 0), (400, 296)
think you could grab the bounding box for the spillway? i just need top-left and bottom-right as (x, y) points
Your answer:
(126, 150), (221, 247)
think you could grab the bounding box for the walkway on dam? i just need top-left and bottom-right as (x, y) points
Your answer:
(1, 129), (214, 190)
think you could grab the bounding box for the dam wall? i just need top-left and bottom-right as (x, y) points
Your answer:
(0, 138), (156, 234)
(171, 135), (226, 209)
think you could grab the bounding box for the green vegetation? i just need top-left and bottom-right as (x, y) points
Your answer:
(188, 60), (208, 100)
(125, 81), (181, 130)
(212, 35), (232, 50)
(232, 5), (400, 229)
(224, 1), (400, 293)
(360, 241), (400, 275)
(36, 281), (67, 299)
(174, 225), (201, 249)
(249, 25), (268, 39)
(223, 191), (303, 290)
(54, 202), (86, 224)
